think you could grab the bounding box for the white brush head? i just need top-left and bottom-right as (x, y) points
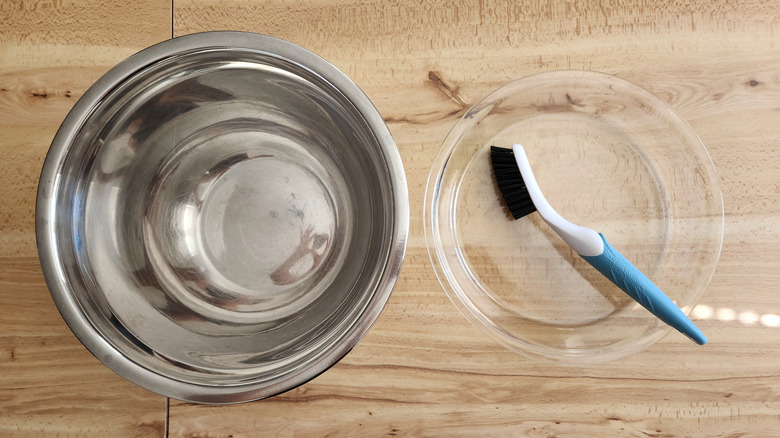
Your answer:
(511, 144), (604, 257)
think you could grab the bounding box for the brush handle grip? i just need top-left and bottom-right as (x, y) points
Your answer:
(579, 233), (707, 345)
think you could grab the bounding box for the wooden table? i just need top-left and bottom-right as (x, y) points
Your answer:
(2, 1), (779, 436)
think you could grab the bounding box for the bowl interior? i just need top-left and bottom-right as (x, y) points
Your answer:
(51, 47), (396, 387)
(426, 70), (723, 364)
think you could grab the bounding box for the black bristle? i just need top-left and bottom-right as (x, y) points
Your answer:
(490, 146), (537, 220)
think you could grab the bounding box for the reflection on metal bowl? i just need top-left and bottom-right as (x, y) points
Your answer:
(36, 32), (408, 404)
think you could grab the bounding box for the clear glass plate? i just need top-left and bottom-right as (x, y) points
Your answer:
(425, 70), (723, 365)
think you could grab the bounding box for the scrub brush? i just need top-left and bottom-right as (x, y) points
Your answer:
(490, 144), (707, 345)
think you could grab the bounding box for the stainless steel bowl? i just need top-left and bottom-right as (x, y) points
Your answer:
(36, 32), (408, 403)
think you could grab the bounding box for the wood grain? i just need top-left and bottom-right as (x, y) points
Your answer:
(170, 0), (780, 436)
(2, 0), (780, 436)
(0, 0), (171, 436)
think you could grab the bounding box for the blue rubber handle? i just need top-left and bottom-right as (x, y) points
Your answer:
(580, 234), (707, 345)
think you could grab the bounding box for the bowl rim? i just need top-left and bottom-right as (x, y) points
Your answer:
(35, 31), (409, 403)
(424, 69), (724, 365)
